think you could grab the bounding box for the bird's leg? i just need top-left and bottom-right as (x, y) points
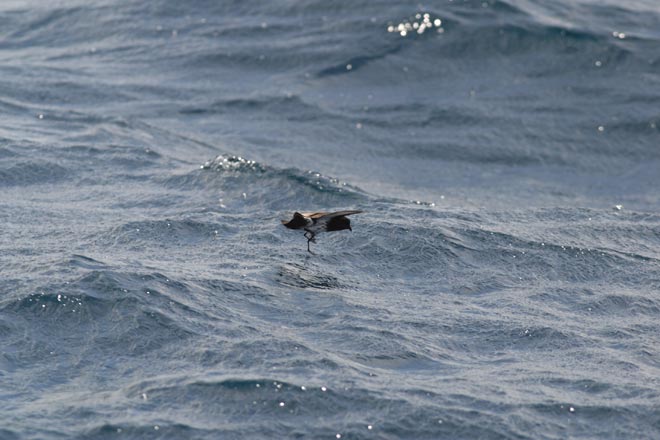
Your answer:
(304, 230), (316, 253)
(303, 229), (316, 242)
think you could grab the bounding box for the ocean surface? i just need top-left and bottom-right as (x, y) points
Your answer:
(1, 0), (660, 438)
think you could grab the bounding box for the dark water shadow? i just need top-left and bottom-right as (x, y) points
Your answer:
(274, 261), (350, 290)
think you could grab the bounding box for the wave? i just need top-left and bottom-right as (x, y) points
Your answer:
(98, 218), (235, 248)
(0, 268), (207, 362)
(311, 1), (654, 79)
(79, 423), (205, 440)
(166, 153), (437, 209)
(162, 154), (370, 212)
(0, 429), (19, 440)
(0, 161), (70, 187)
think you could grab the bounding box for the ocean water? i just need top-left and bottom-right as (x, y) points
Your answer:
(1, 0), (660, 438)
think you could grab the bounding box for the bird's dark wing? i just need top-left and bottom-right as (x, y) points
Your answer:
(300, 211), (363, 220)
(281, 212), (308, 229)
(322, 210), (363, 218)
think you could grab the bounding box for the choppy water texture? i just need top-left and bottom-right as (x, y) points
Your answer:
(1, 0), (660, 439)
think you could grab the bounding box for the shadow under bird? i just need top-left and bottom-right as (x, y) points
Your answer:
(281, 210), (363, 252)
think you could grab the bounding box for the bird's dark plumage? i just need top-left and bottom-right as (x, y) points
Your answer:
(281, 212), (308, 229)
(281, 210), (362, 252)
(326, 215), (352, 232)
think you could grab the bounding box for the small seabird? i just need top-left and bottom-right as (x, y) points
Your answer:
(281, 210), (363, 252)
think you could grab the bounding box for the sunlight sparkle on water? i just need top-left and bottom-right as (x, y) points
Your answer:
(387, 13), (443, 37)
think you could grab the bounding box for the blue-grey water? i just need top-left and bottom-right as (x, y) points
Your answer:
(1, 1), (660, 439)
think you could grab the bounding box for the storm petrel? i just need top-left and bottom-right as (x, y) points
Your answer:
(281, 210), (363, 252)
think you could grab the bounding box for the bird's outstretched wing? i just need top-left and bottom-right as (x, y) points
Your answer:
(281, 212), (309, 229)
(298, 211), (325, 219)
(327, 210), (363, 217)
(304, 210), (363, 220)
